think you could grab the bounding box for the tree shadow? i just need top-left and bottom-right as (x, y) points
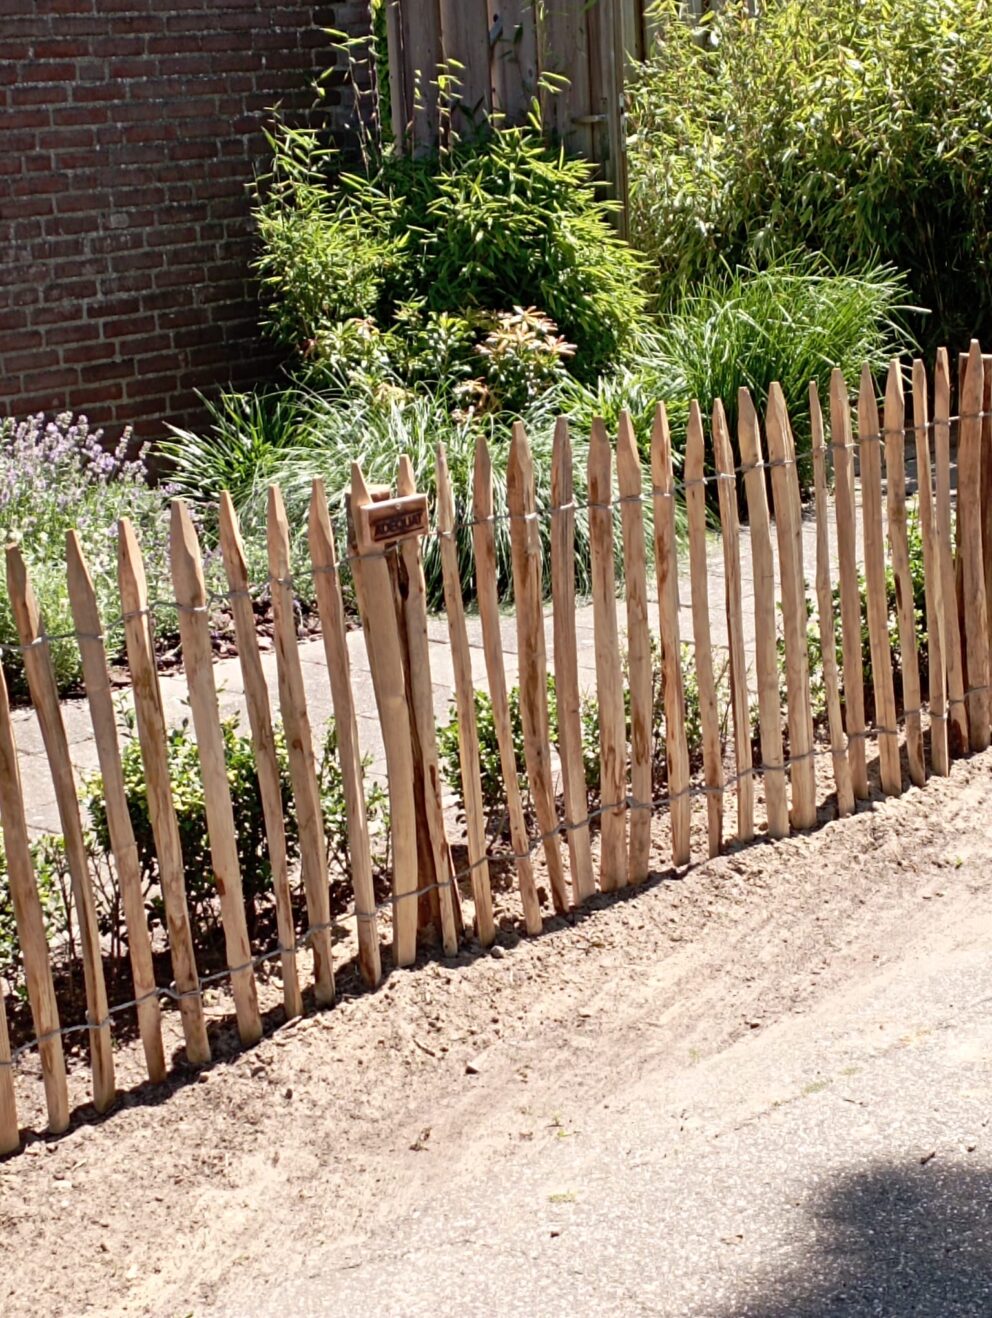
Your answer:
(712, 1161), (992, 1317)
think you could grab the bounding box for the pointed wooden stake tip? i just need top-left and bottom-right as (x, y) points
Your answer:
(349, 463), (371, 506)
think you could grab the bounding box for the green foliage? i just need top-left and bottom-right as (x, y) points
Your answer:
(164, 380), (597, 611)
(638, 255), (913, 469)
(252, 122), (648, 384)
(0, 413), (169, 696)
(438, 638), (716, 829)
(0, 835), (67, 994)
(627, 0), (992, 348)
(84, 712), (387, 937)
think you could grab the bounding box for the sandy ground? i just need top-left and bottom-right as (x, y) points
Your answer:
(2, 743), (990, 1317)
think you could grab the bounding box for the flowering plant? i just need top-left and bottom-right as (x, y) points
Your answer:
(0, 413), (170, 694)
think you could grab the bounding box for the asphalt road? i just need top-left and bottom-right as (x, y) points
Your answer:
(208, 851), (992, 1317)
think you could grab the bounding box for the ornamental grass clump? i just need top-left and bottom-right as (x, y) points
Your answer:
(0, 413), (169, 695)
(627, 0), (990, 349)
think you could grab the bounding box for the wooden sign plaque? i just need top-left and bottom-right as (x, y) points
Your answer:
(353, 492), (429, 554)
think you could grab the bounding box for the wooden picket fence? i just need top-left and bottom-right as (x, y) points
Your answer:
(1, 343), (991, 1156)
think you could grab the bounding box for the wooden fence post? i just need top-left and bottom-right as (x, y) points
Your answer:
(934, 349), (969, 756)
(472, 439), (542, 934)
(0, 662), (69, 1132)
(266, 488), (336, 1003)
(66, 531), (166, 1082)
(651, 403), (692, 866)
(0, 985), (17, 1154)
(828, 369), (870, 800)
(435, 448), (496, 945)
(765, 384), (817, 829)
(857, 367), (903, 795)
(712, 399), (754, 842)
(685, 402), (724, 856)
(118, 518), (211, 1065)
(911, 361), (948, 776)
(507, 422), (568, 913)
(218, 494), (303, 1017)
(738, 389), (789, 840)
(957, 340), (991, 749)
(347, 467), (421, 966)
(6, 545), (116, 1111)
(883, 362), (926, 787)
(588, 418), (628, 890)
(809, 384), (854, 817)
(306, 483), (383, 987)
(170, 502), (262, 1046)
(616, 410), (654, 881)
(550, 420), (596, 903)
(394, 456), (460, 955)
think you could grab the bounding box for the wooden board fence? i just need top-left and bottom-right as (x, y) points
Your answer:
(2, 344), (989, 1154)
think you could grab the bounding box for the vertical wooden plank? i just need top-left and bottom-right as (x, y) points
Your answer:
(306, 484), (382, 987)
(347, 469), (421, 966)
(0, 663), (68, 1133)
(0, 984), (17, 1154)
(857, 367), (903, 795)
(829, 369), (870, 799)
(622, 0), (644, 64)
(507, 421), (568, 913)
(384, 0), (412, 146)
(400, 0), (443, 151)
(587, 0), (628, 228)
(472, 438), (542, 933)
(550, 420), (596, 903)
(6, 546), (116, 1111)
(435, 449), (496, 945)
(616, 410), (653, 882)
(538, 0), (593, 158)
(912, 361), (949, 776)
(764, 384), (817, 828)
(488, 0), (538, 123)
(651, 403), (692, 865)
(958, 340), (991, 749)
(394, 456), (459, 956)
(738, 389), (789, 840)
(218, 494), (303, 1017)
(809, 384), (855, 817)
(66, 532), (166, 1082)
(266, 488), (336, 1003)
(712, 399), (754, 841)
(439, 0), (492, 128)
(170, 502), (262, 1045)
(118, 519), (211, 1065)
(588, 418), (628, 891)
(882, 363), (926, 787)
(934, 348), (969, 755)
(684, 402), (724, 857)
(977, 353), (992, 707)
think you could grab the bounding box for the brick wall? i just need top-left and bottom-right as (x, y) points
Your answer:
(0, 0), (373, 444)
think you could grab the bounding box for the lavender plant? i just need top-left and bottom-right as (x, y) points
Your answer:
(0, 413), (170, 694)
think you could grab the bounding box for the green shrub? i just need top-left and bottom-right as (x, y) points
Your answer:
(252, 123), (649, 383)
(0, 835), (68, 996)
(0, 413), (170, 696)
(84, 712), (387, 938)
(627, 0), (992, 348)
(438, 639), (715, 830)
